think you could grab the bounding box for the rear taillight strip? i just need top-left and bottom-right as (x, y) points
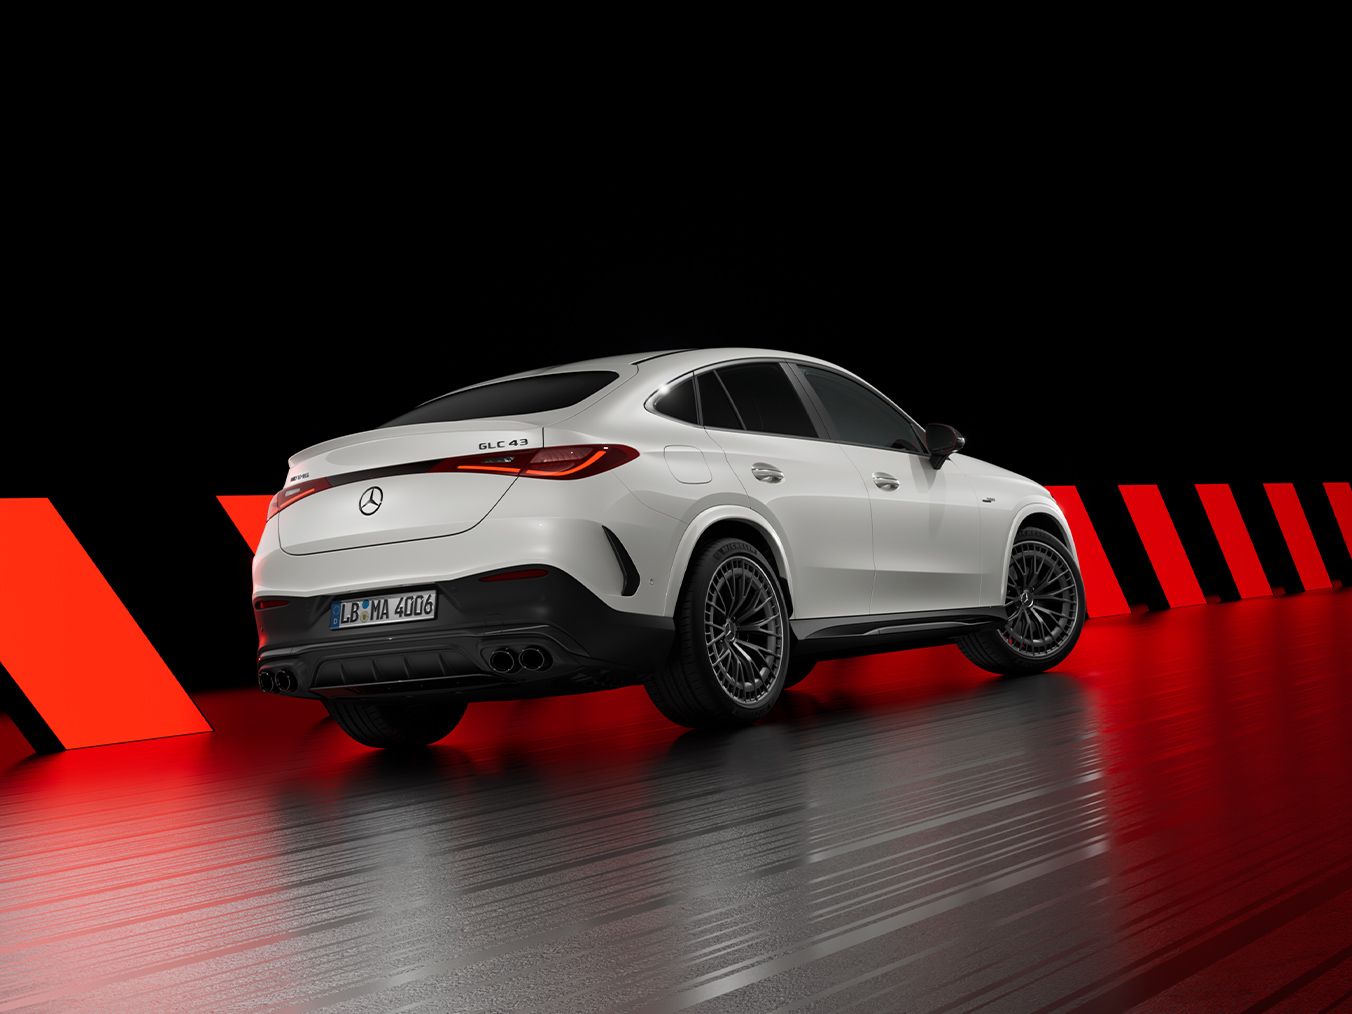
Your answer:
(265, 444), (638, 519)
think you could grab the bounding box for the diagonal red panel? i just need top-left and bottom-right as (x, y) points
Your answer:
(1195, 484), (1271, 599)
(1045, 485), (1130, 616)
(0, 499), (211, 750)
(1119, 485), (1205, 608)
(1325, 482), (1352, 556)
(1265, 483), (1332, 590)
(218, 495), (272, 554)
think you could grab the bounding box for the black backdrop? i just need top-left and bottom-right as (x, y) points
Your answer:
(3, 174), (1347, 693)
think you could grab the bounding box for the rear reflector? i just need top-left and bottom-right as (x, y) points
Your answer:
(254, 598), (290, 610)
(480, 568), (550, 582)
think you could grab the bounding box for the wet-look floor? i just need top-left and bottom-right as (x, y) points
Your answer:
(2, 591), (1350, 1011)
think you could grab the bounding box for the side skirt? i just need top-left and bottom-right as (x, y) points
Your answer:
(790, 606), (1008, 660)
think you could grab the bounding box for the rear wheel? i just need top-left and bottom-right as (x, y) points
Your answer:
(958, 528), (1085, 676)
(325, 697), (467, 748)
(645, 537), (789, 729)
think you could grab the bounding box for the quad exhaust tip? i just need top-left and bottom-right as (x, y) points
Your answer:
(488, 648), (518, 673)
(258, 671), (276, 694)
(519, 646), (550, 671)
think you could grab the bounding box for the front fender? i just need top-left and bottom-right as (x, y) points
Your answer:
(998, 497), (1079, 599)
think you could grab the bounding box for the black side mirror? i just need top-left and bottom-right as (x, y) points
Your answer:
(924, 423), (965, 468)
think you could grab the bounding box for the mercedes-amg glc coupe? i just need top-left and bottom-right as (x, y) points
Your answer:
(253, 350), (1085, 747)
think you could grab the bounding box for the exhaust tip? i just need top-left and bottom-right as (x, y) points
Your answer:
(257, 671), (276, 694)
(519, 646), (550, 671)
(488, 648), (518, 674)
(274, 669), (297, 693)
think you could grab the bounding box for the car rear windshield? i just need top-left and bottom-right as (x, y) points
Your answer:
(383, 371), (619, 427)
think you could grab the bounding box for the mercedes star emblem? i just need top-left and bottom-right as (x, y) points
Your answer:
(358, 486), (383, 515)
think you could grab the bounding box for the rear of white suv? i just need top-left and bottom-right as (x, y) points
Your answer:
(253, 349), (1084, 748)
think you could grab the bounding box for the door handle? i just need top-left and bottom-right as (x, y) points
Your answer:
(750, 462), (784, 483)
(872, 471), (899, 491)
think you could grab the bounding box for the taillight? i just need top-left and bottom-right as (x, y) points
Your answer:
(431, 444), (638, 480)
(266, 477), (332, 519)
(264, 444), (637, 521)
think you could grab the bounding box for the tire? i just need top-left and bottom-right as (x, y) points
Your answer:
(959, 527), (1085, 676)
(325, 697), (467, 748)
(645, 537), (790, 729)
(783, 655), (816, 689)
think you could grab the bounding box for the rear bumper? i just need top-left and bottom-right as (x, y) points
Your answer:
(255, 567), (673, 701)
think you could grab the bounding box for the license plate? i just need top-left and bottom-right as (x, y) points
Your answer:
(330, 590), (437, 630)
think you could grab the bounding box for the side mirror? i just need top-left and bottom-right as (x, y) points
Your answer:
(924, 423), (965, 468)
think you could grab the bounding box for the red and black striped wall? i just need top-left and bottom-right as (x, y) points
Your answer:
(1049, 482), (1351, 616)
(1, 483), (1349, 754)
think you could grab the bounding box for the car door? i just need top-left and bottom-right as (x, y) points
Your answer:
(699, 361), (874, 619)
(791, 364), (984, 615)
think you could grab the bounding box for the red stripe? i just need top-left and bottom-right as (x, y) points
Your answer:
(0, 499), (211, 749)
(218, 495), (272, 554)
(1264, 483), (1331, 590)
(1324, 482), (1352, 556)
(1195, 484), (1271, 598)
(1119, 485), (1205, 607)
(1045, 486), (1130, 616)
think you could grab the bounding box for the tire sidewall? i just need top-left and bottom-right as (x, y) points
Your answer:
(1002, 528), (1086, 667)
(685, 538), (789, 718)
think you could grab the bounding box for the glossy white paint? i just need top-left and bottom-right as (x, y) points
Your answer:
(950, 455), (1076, 606)
(254, 348), (1078, 626)
(835, 444), (984, 613)
(663, 445), (712, 484)
(705, 428), (873, 618)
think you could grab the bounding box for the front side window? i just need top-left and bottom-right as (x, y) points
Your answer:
(799, 366), (924, 452)
(713, 363), (817, 438)
(383, 371), (618, 427)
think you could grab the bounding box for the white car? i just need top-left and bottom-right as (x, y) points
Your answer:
(253, 350), (1085, 748)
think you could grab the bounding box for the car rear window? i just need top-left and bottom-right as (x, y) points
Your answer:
(652, 378), (699, 424)
(383, 371), (619, 427)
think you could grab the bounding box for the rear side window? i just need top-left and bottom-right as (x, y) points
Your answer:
(383, 371), (618, 427)
(697, 373), (743, 430)
(652, 378), (698, 424)
(800, 366), (924, 452)
(714, 363), (817, 438)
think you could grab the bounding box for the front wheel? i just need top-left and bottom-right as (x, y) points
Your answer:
(645, 537), (789, 729)
(325, 697), (467, 748)
(958, 528), (1085, 676)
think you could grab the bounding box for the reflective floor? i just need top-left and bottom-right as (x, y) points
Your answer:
(2, 592), (1350, 1012)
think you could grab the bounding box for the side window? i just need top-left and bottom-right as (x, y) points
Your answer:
(652, 378), (698, 424)
(799, 366), (924, 453)
(696, 372), (744, 430)
(715, 363), (818, 438)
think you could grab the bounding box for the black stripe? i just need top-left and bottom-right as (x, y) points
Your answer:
(0, 662), (63, 753)
(1079, 482), (1167, 611)
(1162, 482), (1238, 602)
(1297, 481), (1352, 586)
(1232, 483), (1304, 595)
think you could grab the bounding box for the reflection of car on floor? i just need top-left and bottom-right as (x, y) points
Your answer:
(252, 349), (1085, 747)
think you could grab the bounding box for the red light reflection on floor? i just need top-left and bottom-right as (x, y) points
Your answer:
(0, 592), (1348, 1009)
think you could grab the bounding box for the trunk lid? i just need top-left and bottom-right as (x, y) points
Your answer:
(277, 419), (540, 555)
